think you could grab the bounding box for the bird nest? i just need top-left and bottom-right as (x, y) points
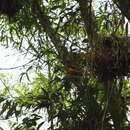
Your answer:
(87, 35), (130, 81)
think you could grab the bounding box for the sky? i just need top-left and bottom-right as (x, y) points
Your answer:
(0, 46), (30, 74)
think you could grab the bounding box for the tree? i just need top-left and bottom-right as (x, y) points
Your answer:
(0, 0), (129, 130)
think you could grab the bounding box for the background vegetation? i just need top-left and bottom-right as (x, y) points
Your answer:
(0, 0), (129, 130)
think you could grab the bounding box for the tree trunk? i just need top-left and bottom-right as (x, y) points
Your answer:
(103, 80), (127, 130)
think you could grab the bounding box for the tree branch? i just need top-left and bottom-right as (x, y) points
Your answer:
(113, 0), (130, 22)
(77, 0), (98, 46)
(31, 1), (69, 62)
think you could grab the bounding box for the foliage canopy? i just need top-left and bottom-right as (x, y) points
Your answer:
(0, 0), (129, 130)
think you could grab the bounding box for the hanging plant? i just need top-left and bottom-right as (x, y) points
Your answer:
(87, 35), (130, 81)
